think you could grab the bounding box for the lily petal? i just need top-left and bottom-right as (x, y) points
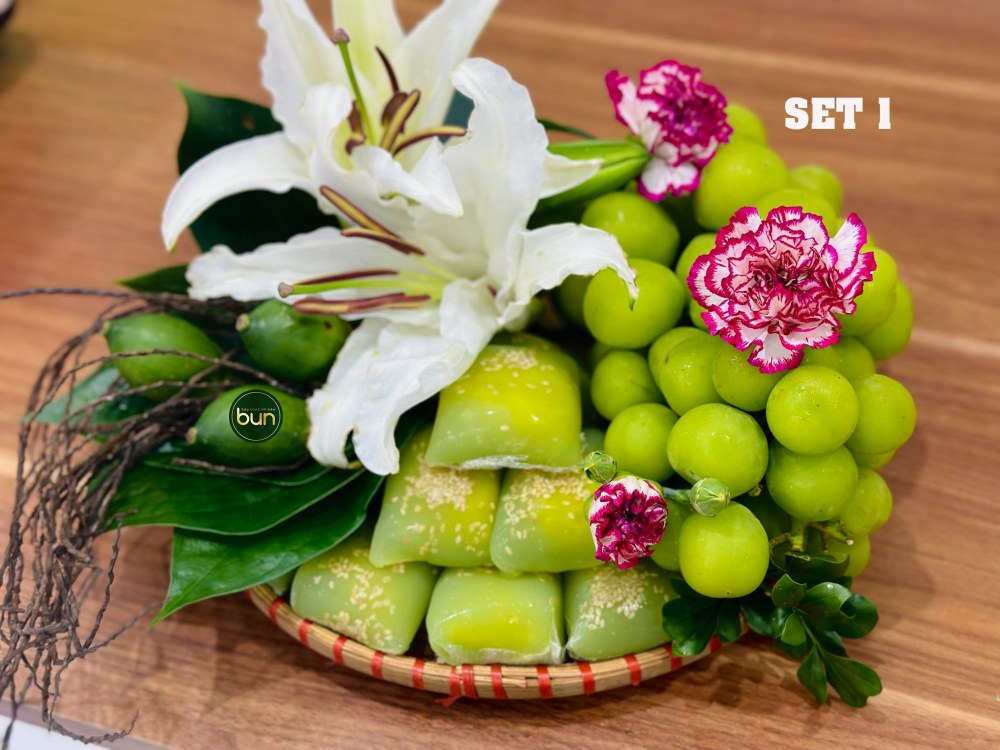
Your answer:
(351, 142), (463, 217)
(307, 314), (489, 473)
(498, 223), (636, 326)
(540, 152), (601, 199)
(332, 0), (404, 83)
(162, 133), (312, 249)
(396, 0), (499, 130)
(260, 0), (345, 149)
(185, 226), (429, 301)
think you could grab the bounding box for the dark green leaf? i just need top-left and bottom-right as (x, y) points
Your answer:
(782, 548), (849, 584)
(444, 91), (474, 129)
(739, 589), (774, 637)
(835, 594), (879, 639)
(715, 599), (743, 643)
(773, 633), (809, 661)
(152, 471), (383, 623)
(106, 459), (363, 535)
(824, 654), (882, 707)
(812, 627), (848, 657)
(176, 86), (336, 254)
(141, 446), (334, 487)
(538, 118), (596, 139)
(770, 608), (808, 659)
(772, 573), (808, 609)
(662, 596), (719, 656)
(801, 581), (852, 612)
(668, 575), (701, 599)
(778, 611), (808, 647)
(118, 264), (190, 294)
(796, 647), (829, 704)
(27, 363), (152, 428)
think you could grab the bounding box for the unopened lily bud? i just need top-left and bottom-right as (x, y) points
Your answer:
(537, 139), (651, 212)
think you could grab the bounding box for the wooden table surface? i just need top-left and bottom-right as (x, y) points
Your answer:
(2, 0), (999, 747)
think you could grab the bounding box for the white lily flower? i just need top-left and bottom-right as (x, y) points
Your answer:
(186, 58), (636, 475)
(162, 0), (502, 249)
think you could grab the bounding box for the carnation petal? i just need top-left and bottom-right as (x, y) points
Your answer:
(747, 334), (804, 374)
(637, 159), (699, 201)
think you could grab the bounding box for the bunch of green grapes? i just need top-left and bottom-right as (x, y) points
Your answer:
(554, 110), (915, 600)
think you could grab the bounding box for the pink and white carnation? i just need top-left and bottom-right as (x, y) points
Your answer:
(605, 60), (731, 201)
(589, 476), (667, 570)
(689, 206), (875, 374)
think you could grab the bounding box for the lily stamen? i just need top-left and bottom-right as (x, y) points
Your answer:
(340, 227), (425, 256)
(319, 185), (398, 235)
(393, 126), (467, 155)
(376, 47), (400, 94)
(333, 28), (375, 143)
(379, 90), (421, 151)
(294, 292), (432, 316)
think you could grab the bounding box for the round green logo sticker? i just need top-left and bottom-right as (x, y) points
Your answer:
(229, 389), (283, 442)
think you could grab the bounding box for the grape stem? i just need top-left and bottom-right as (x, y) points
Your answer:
(789, 517), (808, 551)
(810, 521), (853, 545)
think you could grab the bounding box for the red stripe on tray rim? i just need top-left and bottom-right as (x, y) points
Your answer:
(297, 619), (312, 646)
(665, 643), (683, 671)
(578, 662), (596, 694)
(624, 654), (642, 686)
(332, 635), (347, 665)
(461, 664), (477, 698)
(536, 666), (553, 699)
(490, 664), (507, 699)
(370, 651), (385, 680)
(709, 635), (722, 653)
(411, 658), (426, 690)
(267, 597), (283, 624)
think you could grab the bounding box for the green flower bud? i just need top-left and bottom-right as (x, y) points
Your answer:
(584, 450), (618, 485)
(688, 477), (731, 517)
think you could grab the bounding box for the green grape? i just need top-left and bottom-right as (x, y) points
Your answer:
(815, 534), (871, 578)
(766, 365), (859, 454)
(604, 403), (679, 482)
(658, 193), (703, 244)
(590, 349), (663, 420)
(851, 448), (895, 469)
(765, 443), (858, 522)
(582, 191), (681, 266)
(788, 165), (843, 214)
(657, 335), (723, 415)
(837, 248), (899, 335)
(839, 468), (893, 537)
(846, 374), (917, 455)
(738, 491), (790, 541)
(725, 103), (768, 145)
(712, 341), (787, 412)
(588, 341), (614, 370)
(688, 298), (710, 331)
(833, 337), (877, 381)
(673, 233), (717, 299)
(554, 274), (590, 329)
(650, 498), (690, 571)
(802, 337), (876, 381)
(584, 259), (686, 348)
(693, 141), (788, 230)
(859, 281), (913, 360)
(678, 502), (770, 598)
(647, 327), (707, 380)
(667, 403), (769, 496)
(754, 187), (837, 231)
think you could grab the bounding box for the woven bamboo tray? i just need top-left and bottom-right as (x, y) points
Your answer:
(247, 583), (741, 700)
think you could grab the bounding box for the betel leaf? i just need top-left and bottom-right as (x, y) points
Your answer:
(739, 589), (774, 637)
(141, 451), (333, 487)
(105, 459), (364, 536)
(662, 595), (719, 656)
(824, 653), (882, 707)
(176, 86), (337, 254)
(151, 471), (383, 624)
(26, 363), (153, 428)
(772, 573), (808, 609)
(797, 647), (829, 704)
(118, 264), (190, 294)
